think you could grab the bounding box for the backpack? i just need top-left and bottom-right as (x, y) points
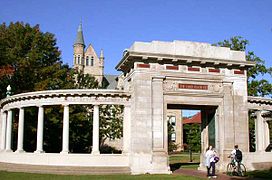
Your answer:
(235, 149), (242, 162)
(214, 156), (220, 163)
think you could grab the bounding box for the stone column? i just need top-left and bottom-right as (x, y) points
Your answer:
(123, 105), (131, 154)
(16, 107), (25, 153)
(255, 111), (264, 151)
(152, 76), (165, 151)
(61, 104), (69, 154)
(5, 109), (13, 152)
(222, 82), (235, 150)
(92, 105), (100, 155)
(35, 106), (44, 153)
(0, 110), (7, 151)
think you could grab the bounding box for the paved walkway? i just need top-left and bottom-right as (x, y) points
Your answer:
(174, 169), (248, 180)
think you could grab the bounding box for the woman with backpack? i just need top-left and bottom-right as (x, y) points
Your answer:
(205, 145), (219, 178)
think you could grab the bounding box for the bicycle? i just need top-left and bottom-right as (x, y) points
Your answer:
(226, 158), (246, 177)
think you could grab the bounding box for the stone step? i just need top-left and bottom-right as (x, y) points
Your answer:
(0, 162), (131, 175)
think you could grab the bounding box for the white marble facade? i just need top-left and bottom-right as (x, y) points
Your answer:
(0, 40), (271, 174)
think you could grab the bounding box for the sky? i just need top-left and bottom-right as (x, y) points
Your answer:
(0, 0), (272, 77)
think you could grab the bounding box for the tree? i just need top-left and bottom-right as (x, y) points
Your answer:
(168, 121), (178, 153)
(1, 21), (123, 153)
(0, 22), (64, 98)
(213, 36), (272, 97)
(183, 124), (201, 152)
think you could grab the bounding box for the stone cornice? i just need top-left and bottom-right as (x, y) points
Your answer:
(116, 51), (255, 73)
(248, 96), (272, 105)
(0, 89), (131, 109)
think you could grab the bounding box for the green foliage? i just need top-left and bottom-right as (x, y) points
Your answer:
(168, 121), (178, 153)
(248, 110), (256, 152)
(183, 124), (201, 152)
(99, 105), (123, 147)
(1, 21), (123, 153)
(0, 22), (62, 98)
(213, 36), (272, 97)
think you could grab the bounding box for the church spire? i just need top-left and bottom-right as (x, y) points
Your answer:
(100, 49), (104, 59)
(74, 22), (85, 47)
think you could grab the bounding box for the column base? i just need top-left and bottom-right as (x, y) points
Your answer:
(15, 149), (25, 153)
(34, 150), (45, 153)
(5, 149), (13, 153)
(60, 151), (69, 154)
(91, 151), (100, 155)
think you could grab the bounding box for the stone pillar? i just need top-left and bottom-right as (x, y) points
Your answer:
(5, 109), (13, 152)
(222, 82), (235, 150)
(123, 105), (131, 154)
(92, 105), (100, 155)
(61, 104), (69, 154)
(255, 111), (265, 151)
(150, 76), (169, 173)
(0, 110), (7, 151)
(35, 106), (44, 153)
(152, 76), (165, 151)
(16, 107), (25, 153)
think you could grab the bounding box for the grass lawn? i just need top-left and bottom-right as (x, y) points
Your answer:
(0, 171), (204, 180)
(169, 152), (200, 171)
(0, 153), (203, 179)
(246, 169), (272, 179)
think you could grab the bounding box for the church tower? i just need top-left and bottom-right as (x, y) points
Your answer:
(73, 22), (85, 72)
(73, 22), (104, 84)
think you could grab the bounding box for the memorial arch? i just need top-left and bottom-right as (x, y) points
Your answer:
(0, 40), (271, 174)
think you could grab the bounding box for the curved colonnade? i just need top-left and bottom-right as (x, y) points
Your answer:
(0, 89), (131, 167)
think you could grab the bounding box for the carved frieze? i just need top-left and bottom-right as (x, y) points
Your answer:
(163, 81), (177, 91)
(163, 80), (223, 94)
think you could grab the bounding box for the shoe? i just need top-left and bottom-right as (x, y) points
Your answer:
(212, 176), (217, 178)
(208, 176), (212, 179)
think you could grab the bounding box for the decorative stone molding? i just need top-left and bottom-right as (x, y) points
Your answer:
(0, 89), (131, 110)
(248, 96), (272, 111)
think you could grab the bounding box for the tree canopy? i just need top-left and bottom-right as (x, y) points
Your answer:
(0, 22), (67, 97)
(213, 36), (272, 97)
(1, 21), (123, 153)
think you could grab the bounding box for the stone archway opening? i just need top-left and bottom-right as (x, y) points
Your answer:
(167, 104), (218, 170)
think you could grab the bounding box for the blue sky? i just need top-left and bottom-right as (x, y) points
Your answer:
(0, 0), (271, 76)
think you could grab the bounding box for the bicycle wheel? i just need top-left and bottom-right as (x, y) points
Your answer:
(238, 163), (246, 177)
(226, 163), (234, 176)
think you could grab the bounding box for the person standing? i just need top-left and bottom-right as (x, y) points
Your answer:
(205, 145), (217, 178)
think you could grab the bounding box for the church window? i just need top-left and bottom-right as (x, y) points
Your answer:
(91, 56), (94, 66)
(77, 55), (80, 64)
(86, 56), (89, 66)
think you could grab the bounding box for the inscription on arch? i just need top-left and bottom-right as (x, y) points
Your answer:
(178, 83), (208, 90)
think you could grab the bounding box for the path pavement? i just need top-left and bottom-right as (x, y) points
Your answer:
(174, 169), (249, 180)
